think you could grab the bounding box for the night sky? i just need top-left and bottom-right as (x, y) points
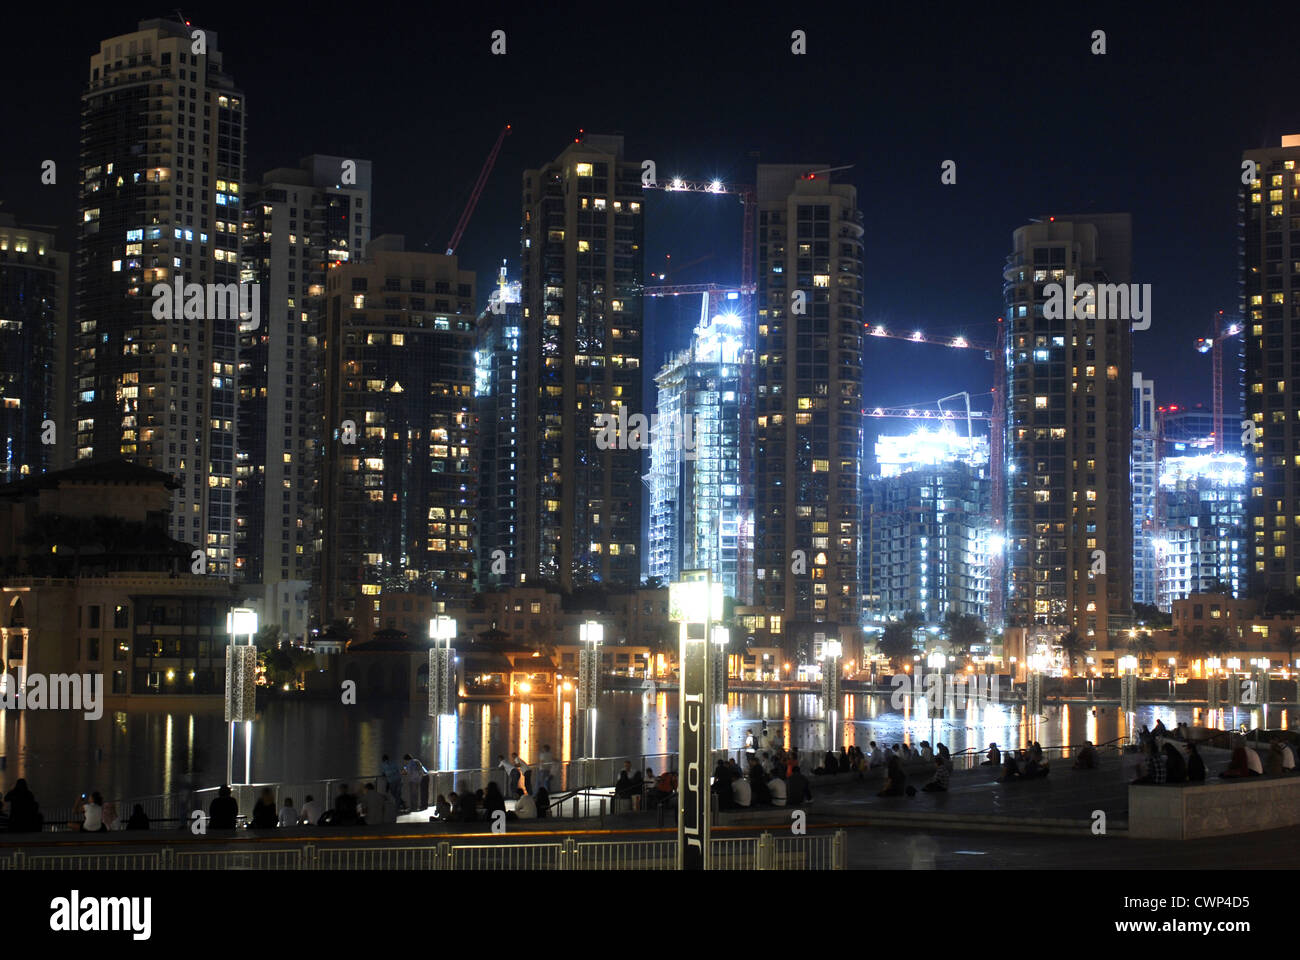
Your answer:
(5, 1), (1299, 462)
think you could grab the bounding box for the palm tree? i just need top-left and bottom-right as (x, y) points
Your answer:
(1058, 630), (1087, 675)
(943, 611), (986, 661)
(1205, 625), (1232, 658)
(877, 621), (916, 670)
(1277, 625), (1297, 665)
(1128, 631), (1158, 659)
(1179, 631), (1211, 664)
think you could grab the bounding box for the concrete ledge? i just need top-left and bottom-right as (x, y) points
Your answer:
(1130, 776), (1300, 839)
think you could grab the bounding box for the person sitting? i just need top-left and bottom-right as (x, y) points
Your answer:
(1243, 744), (1264, 776)
(209, 785), (238, 829)
(877, 755), (907, 797)
(1281, 740), (1297, 773)
(333, 785), (361, 826)
(748, 763), (772, 806)
(999, 754), (1020, 782)
(126, 804), (150, 830)
(614, 769), (635, 799)
(1186, 742), (1206, 782)
(1161, 742), (1186, 783)
(731, 774), (753, 808)
(839, 745), (851, 772)
(982, 743), (1001, 766)
(458, 789), (480, 821)
(650, 770), (677, 806)
(937, 743), (953, 772)
(868, 741), (885, 768)
(1073, 741), (1098, 769)
(921, 755), (950, 792)
(482, 781), (507, 819)
(919, 741), (934, 763)
(1152, 718), (1169, 739)
(1133, 742), (1167, 784)
(768, 773), (788, 807)
(514, 791), (537, 819)
(433, 794), (452, 820)
(1220, 747), (1255, 779)
(713, 761), (736, 809)
(821, 750), (840, 775)
(250, 788), (279, 829)
(535, 788), (550, 818)
(786, 766), (812, 807)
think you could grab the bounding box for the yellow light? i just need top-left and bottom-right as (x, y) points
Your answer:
(518, 681), (532, 694)
(563, 681), (573, 692)
(165, 670), (175, 681)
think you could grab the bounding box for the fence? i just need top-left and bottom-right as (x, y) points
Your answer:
(0, 831), (845, 871)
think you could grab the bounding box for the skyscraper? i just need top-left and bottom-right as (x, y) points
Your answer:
(320, 236), (476, 627)
(1132, 371), (1158, 608)
(1155, 452), (1247, 609)
(237, 155), (371, 641)
(1002, 214), (1133, 648)
(866, 427), (993, 624)
(1241, 135), (1300, 596)
(646, 299), (754, 601)
(519, 135), (644, 590)
(753, 165), (864, 654)
(76, 18), (245, 575)
(0, 215), (69, 480)
(475, 261), (522, 590)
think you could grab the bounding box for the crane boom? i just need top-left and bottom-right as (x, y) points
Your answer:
(445, 123), (511, 255)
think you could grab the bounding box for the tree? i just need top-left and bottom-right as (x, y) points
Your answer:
(1205, 626), (1232, 658)
(942, 611), (985, 660)
(877, 622), (916, 670)
(1058, 630), (1087, 675)
(1128, 631), (1158, 659)
(1132, 602), (1172, 629)
(1277, 625), (1297, 664)
(1179, 631), (1210, 663)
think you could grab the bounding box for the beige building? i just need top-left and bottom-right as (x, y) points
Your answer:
(76, 18), (246, 576)
(752, 165), (864, 659)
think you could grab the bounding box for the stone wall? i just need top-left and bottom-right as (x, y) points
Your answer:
(1130, 777), (1300, 839)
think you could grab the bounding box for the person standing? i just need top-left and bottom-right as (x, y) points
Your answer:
(381, 754), (402, 800)
(744, 729), (756, 764)
(402, 754), (427, 812)
(538, 744), (555, 792)
(250, 788), (278, 828)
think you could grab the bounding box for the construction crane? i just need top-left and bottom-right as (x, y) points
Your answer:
(1193, 310), (1244, 453)
(444, 123), (511, 255)
(859, 317), (1008, 624)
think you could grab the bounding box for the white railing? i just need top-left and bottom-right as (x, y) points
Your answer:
(0, 831), (846, 871)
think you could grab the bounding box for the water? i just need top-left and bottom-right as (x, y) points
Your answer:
(0, 692), (1279, 810)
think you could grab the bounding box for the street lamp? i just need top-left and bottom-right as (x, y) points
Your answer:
(712, 625), (730, 756)
(822, 638), (842, 749)
(1118, 655), (1139, 719)
(225, 607), (258, 788)
(578, 620), (603, 782)
(670, 570), (723, 871)
(428, 616), (458, 773)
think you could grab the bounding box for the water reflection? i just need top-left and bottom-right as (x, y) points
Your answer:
(0, 692), (1282, 806)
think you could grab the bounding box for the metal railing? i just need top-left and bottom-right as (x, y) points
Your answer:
(0, 831), (845, 871)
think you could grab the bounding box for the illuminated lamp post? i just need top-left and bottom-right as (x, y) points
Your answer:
(428, 615), (458, 773)
(1118, 655), (1139, 720)
(822, 638), (843, 750)
(670, 570), (723, 871)
(225, 607), (258, 787)
(578, 620), (603, 788)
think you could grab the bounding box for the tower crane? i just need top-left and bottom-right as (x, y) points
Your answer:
(1193, 310), (1244, 453)
(444, 123), (511, 255)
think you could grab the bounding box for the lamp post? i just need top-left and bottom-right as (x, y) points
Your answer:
(670, 570), (723, 871)
(578, 620), (603, 788)
(1026, 652), (1044, 717)
(711, 625), (730, 760)
(822, 638), (843, 751)
(926, 649), (947, 719)
(1206, 657), (1221, 712)
(1119, 654), (1139, 720)
(224, 607), (258, 788)
(428, 615), (458, 773)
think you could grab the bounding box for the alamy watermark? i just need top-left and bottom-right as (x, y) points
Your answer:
(1043, 275), (1150, 330)
(890, 670), (1001, 710)
(151, 273), (260, 331)
(0, 671), (103, 720)
(595, 406), (698, 460)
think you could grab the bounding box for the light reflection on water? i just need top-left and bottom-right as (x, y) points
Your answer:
(0, 691), (1278, 806)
